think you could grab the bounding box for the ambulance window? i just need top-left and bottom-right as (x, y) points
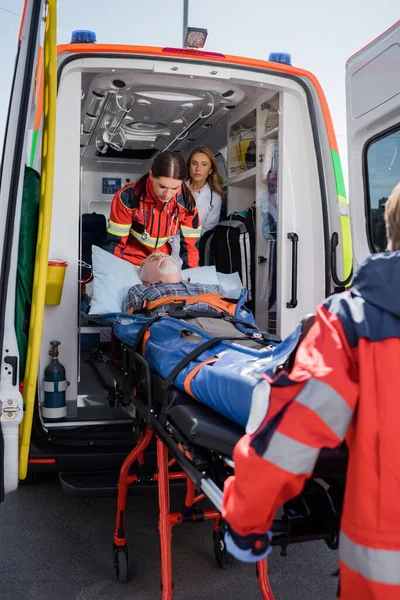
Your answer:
(365, 127), (400, 252)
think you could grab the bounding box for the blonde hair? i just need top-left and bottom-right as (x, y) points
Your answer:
(187, 147), (224, 198)
(384, 182), (400, 251)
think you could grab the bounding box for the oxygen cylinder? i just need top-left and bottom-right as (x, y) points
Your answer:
(42, 341), (68, 421)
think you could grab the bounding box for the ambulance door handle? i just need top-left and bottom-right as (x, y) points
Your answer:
(286, 232), (299, 309)
(4, 356), (18, 386)
(330, 232), (353, 289)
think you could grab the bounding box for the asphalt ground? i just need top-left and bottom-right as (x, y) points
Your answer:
(0, 474), (339, 600)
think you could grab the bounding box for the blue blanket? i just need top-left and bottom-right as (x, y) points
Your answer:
(83, 290), (301, 428)
(111, 314), (301, 428)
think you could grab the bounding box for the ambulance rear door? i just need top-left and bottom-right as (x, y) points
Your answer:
(346, 20), (400, 265)
(0, 0), (45, 499)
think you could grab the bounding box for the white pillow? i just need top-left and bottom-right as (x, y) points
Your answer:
(181, 265), (244, 298)
(181, 265), (219, 286)
(89, 246), (142, 314)
(217, 272), (243, 299)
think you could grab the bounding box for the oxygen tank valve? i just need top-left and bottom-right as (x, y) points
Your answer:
(49, 340), (61, 359)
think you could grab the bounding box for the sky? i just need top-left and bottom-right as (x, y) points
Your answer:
(1, 0), (399, 188)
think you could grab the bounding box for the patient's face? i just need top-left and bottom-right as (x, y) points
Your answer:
(142, 254), (181, 286)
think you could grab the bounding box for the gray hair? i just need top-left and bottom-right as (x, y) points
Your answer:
(139, 252), (179, 283)
(385, 182), (400, 251)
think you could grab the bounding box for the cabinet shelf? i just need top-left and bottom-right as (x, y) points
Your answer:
(260, 127), (279, 141)
(227, 166), (256, 188)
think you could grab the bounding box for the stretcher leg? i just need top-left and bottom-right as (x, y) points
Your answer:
(113, 426), (153, 548)
(157, 437), (173, 599)
(257, 558), (275, 600)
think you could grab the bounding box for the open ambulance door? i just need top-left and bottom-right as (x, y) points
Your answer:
(0, 0), (45, 499)
(346, 20), (400, 267)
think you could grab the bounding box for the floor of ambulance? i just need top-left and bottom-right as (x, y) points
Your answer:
(44, 350), (132, 427)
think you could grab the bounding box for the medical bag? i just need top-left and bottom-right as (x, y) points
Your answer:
(199, 205), (256, 311)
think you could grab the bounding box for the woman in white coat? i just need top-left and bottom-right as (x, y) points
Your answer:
(171, 147), (224, 266)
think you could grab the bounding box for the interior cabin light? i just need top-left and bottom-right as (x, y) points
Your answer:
(183, 27), (208, 49)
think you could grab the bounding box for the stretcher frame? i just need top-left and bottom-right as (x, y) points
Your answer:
(101, 332), (347, 600)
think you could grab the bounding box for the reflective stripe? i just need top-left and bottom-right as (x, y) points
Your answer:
(130, 230), (171, 248)
(262, 431), (319, 475)
(43, 380), (68, 393)
(180, 225), (201, 238)
(107, 220), (131, 237)
(295, 379), (353, 439)
(340, 532), (400, 585)
(331, 149), (353, 284)
(42, 405), (68, 418)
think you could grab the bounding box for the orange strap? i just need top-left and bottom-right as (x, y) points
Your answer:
(143, 294), (237, 316)
(142, 329), (151, 355)
(183, 357), (219, 398)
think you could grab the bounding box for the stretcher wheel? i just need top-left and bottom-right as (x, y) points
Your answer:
(213, 522), (233, 569)
(115, 548), (128, 583)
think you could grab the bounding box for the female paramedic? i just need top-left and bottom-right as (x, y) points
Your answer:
(170, 147), (223, 265)
(103, 151), (200, 269)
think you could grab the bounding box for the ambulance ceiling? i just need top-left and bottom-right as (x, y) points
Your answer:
(80, 71), (257, 166)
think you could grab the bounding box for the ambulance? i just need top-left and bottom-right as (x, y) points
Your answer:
(0, 0), (397, 500)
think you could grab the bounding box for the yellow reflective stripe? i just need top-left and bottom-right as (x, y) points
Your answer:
(339, 198), (353, 284)
(331, 149), (352, 284)
(130, 230), (171, 248)
(107, 220), (131, 236)
(180, 225), (201, 238)
(340, 532), (400, 585)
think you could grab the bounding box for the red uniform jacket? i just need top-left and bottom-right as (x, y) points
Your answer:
(103, 175), (200, 268)
(223, 251), (400, 600)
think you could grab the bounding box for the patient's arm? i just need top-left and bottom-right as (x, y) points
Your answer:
(222, 303), (359, 557)
(122, 284), (146, 313)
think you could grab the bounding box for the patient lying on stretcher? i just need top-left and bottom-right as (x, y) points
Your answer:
(113, 252), (302, 428)
(122, 252), (264, 349)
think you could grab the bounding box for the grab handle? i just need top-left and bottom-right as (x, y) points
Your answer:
(286, 232), (299, 309)
(330, 232), (353, 288)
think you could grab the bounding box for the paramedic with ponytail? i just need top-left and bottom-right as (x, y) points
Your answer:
(103, 151), (200, 269)
(223, 182), (400, 599)
(171, 147), (223, 265)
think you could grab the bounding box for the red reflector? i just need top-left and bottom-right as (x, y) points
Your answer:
(28, 458), (56, 464)
(162, 47), (225, 58)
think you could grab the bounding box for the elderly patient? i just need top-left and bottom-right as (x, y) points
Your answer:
(122, 252), (262, 347)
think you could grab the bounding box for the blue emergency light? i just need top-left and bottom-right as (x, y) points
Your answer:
(70, 30), (97, 44)
(268, 52), (292, 66)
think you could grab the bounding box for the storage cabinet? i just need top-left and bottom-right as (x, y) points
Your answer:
(226, 92), (280, 333)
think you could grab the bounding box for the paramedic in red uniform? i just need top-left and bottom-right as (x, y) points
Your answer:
(103, 151), (200, 269)
(222, 182), (400, 600)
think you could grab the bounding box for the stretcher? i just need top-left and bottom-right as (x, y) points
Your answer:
(85, 306), (347, 599)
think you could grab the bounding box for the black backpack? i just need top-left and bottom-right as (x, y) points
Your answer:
(199, 205), (256, 311)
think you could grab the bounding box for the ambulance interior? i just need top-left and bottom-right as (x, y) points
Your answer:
(38, 59), (324, 432)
